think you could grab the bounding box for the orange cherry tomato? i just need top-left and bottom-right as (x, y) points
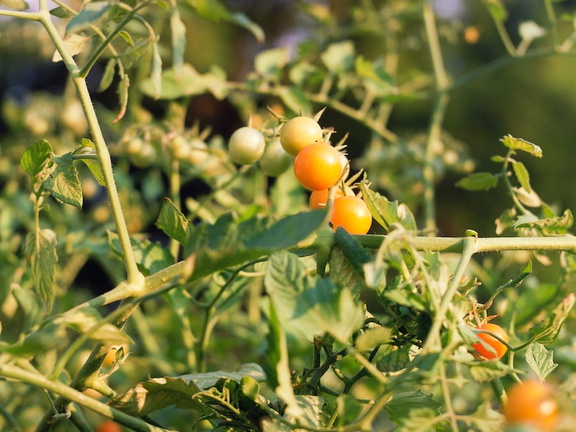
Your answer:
(504, 380), (559, 431)
(95, 420), (123, 432)
(309, 188), (345, 209)
(330, 196), (372, 235)
(472, 323), (508, 360)
(293, 143), (342, 191)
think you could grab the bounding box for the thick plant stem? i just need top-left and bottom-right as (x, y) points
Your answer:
(0, 363), (174, 432)
(37, 3), (143, 288)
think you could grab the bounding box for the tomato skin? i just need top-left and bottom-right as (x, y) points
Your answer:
(504, 380), (559, 431)
(228, 127), (266, 165)
(330, 196), (372, 235)
(309, 188), (345, 209)
(258, 139), (293, 177)
(280, 116), (323, 156)
(472, 323), (508, 360)
(293, 143), (342, 191)
(95, 420), (123, 432)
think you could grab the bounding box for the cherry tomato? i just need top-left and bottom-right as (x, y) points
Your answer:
(95, 420), (123, 432)
(258, 139), (293, 177)
(279, 116), (323, 156)
(330, 196), (372, 234)
(228, 127), (265, 165)
(293, 143), (342, 191)
(504, 380), (559, 431)
(309, 188), (345, 210)
(472, 323), (508, 360)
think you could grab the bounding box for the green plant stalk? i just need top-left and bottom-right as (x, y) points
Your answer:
(422, 1), (450, 233)
(0, 363), (175, 432)
(36, 0), (143, 288)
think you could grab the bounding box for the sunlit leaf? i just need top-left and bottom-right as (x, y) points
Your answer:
(530, 293), (576, 344)
(0, 0), (28, 10)
(500, 134), (543, 157)
(73, 139), (106, 186)
(63, 307), (134, 345)
(455, 172), (499, 191)
(25, 229), (57, 312)
(52, 34), (88, 63)
(66, 1), (111, 34)
(526, 342), (557, 381)
(512, 160), (531, 192)
(21, 139), (53, 182)
(44, 153), (83, 208)
(156, 198), (189, 245)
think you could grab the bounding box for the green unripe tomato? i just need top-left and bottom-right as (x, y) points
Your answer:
(279, 116), (323, 156)
(258, 139), (293, 177)
(228, 127), (265, 165)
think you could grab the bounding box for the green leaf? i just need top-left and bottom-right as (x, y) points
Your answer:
(150, 39), (163, 99)
(277, 86), (312, 116)
(514, 209), (573, 233)
(512, 160), (531, 192)
(386, 390), (441, 424)
(394, 407), (446, 432)
(529, 293), (576, 344)
(44, 152), (83, 208)
(98, 59), (117, 93)
(25, 229), (57, 312)
(114, 73), (130, 123)
(255, 47), (290, 79)
(355, 327), (392, 352)
(514, 283), (558, 327)
(264, 251), (365, 341)
(156, 198), (189, 245)
(49, 6), (74, 18)
(21, 139), (54, 183)
(359, 184), (417, 231)
(73, 139), (106, 186)
(12, 287), (44, 333)
(468, 360), (514, 382)
(183, 211), (326, 281)
(321, 40), (355, 73)
(109, 363), (265, 417)
(2, 322), (66, 356)
(188, 0), (264, 42)
(53, 34), (89, 63)
(0, 0), (28, 10)
(140, 63), (229, 100)
(245, 209), (326, 250)
(108, 233), (174, 276)
(62, 307), (134, 345)
(66, 1), (111, 34)
(500, 134), (543, 157)
(170, 9), (187, 76)
(465, 402), (505, 432)
(455, 172), (499, 191)
(526, 342), (557, 381)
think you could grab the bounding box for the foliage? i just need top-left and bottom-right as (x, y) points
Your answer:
(1, 1), (576, 431)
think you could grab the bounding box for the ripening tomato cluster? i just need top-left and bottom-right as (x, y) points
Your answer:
(224, 114), (373, 235)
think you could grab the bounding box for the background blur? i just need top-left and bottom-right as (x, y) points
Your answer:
(2, 0), (576, 237)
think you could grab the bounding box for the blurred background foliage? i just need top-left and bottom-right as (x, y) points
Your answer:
(2, 0), (576, 238)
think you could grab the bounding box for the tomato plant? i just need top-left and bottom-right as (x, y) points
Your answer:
(329, 195), (372, 234)
(293, 143), (343, 190)
(504, 380), (559, 431)
(472, 323), (509, 360)
(279, 115), (323, 156)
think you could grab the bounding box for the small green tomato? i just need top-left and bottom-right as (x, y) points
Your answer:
(228, 127), (265, 165)
(258, 139), (293, 177)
